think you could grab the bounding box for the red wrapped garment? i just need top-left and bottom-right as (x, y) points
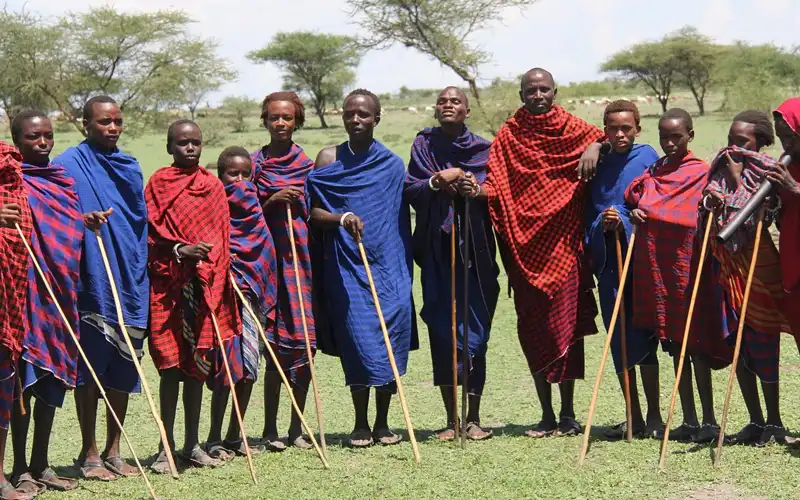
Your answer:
(0, 142), (32, 359)
(146, 165), (240, 380)
(486, 106), (602, 381)
(624, 151), (710, 345)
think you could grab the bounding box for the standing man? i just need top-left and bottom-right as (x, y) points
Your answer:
(308, 89), (417, 448)
(404, 86), (499, 440)
(57, 96), (148, 481)
(484, 68), (604, 437)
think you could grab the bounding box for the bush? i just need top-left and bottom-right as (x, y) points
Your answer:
(222, 96), (259, 133)
(196, 117), (229, 147)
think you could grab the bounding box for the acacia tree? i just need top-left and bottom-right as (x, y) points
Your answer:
(602, 40), (678, 113)
(174, 41), (237, 120)
(668, 27), (721, 115)
(248, 32), (361, 128)
(347, 0), (538, 120)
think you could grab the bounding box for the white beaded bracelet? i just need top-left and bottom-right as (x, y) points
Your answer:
(428, 177), (440, 191)
(340, 212), (354, 226)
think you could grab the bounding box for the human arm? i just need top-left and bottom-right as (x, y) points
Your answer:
(261, 187), (304, 212)
(83, 208), (114, 231)
(577, 141), (605, 181)
(765, 157), (800, 199)
(308, 146), (365, 241)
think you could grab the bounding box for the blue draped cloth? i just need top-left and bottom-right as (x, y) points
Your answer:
(306, 140), (417, 387)
(404, 126), (499, 389)
(56, 141), (149, 358)
(586, 144), (659, 372)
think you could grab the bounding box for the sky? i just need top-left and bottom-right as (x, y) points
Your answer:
(10, 0), (800, 101)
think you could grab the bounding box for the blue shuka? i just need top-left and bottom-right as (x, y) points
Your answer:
(404, 127), (499, 392)
(586, 144), (659, 372)
(307, 140), (417, 388)
(57, 141), (148, 366)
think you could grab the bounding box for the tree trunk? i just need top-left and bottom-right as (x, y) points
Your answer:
(660, 96), (668, 113)
(189, 106), (196, 121)
(318, 110), (328, 129)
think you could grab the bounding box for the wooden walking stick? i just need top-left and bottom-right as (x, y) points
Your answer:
(714, 209), (766, 467)
(460, 198), (471, 450)
(615, 230), (633, 442)
(659, 213), (714, 471)
(229, 275), (329, 469)
(450, 202), (459, 440)
(209, 312), (257, 485)
(16, 225), (158, 499)
(357, 240), (421, 464)
(579, 226), (637, 465)
(286, 205), (327, 456)
(93, 229), (179, 479)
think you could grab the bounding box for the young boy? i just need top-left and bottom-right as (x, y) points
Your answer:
(10, 111), (86, 494)
(206, 147), (275, 458)
(146, 120), (240, 472)
(585, 100), (662, 438)
(624, 108), (731, 443)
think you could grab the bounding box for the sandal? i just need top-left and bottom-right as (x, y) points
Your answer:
(289, 435), (314, 450)
(693, 423), (721, 444)
(205, 442), (235, 462)
(150, 451), (173, 475)
(757, 424), (788, 447)
(0, 480), (34, 500)
(373, 428), (403, 446)
(259, 434), (287, 452)
(434, 427), (456, 441)
(223, 439), (266, 456)
(31, 468), (76, 492)
(10, 474), (45, 497)
(669, 423), (699, 443)
(103, 455), (140, 477)
(348, 429), (374, 448)
(603, 421), (646, 440)
(725, 423), (764, 445)
(554, 417), (581, 437)
(645, 421), (666, 439)
(76, 458), (116, 482)
(179, 445), (224, 468)
(465, 422), (493, 441)
(524, 420), (557, 438)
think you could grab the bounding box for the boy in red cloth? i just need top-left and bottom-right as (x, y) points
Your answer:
(625, 108), (729, 443)
(146, 120), (240, 472)
(484, 68), (603, 437)
(0, 142), (34, 500)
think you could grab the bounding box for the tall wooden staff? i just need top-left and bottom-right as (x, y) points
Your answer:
(659, 213), (714, 470)
(615, 231), (633, 442)
(286, 205), (327, 456)
(209, 312), (257, 485)
(579, 226), (638, 465)
(714, 209), (766, 466)
(229, 275), (330, 468)
(93, 229), (179, 479)
(460, 198), (471, 449)
(357, 240), (421, 464)
(16, 224), (157, 499)
(450, 202), (460, 440)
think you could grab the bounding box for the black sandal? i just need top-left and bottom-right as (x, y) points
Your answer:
(555, 417), (581, 437)
(725, 422), (764, 445)
(694, 423), (720, 444)
(669, 423), (699, 443)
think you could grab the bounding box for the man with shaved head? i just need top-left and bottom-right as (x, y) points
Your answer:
(482, 68), (605, 437)
(404, 86), (499, 440)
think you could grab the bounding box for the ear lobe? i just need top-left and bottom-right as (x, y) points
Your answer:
(466, 108), (472, 119)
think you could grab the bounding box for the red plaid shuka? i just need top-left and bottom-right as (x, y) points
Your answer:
(485, 105), (604, 297)
(624, 151), (710, 344)
(146, 165), (240, 380)
(486, 106), (602, 383)
(251, 144), (315, 352)
(0, 142), (32, 359)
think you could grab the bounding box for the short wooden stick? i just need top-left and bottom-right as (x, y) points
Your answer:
(578, 227), (637, 465)
(230, 275), (330, 469)
(17, 224), (157, 499)
(615, 231), (633, 442)
(209, 312), (257, 485)
(460, 198), (471, 450)
(357, 241), (421, 464)
(714, 210), (765, 467)
(450, 202), (459, 440)
(659, 213), (714, 471)
(93, 229), (179, 479)
(286, 205), (327, 457)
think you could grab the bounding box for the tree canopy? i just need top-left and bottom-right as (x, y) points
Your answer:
(248, 32), (361, 129)
(0, 7), (236, 133)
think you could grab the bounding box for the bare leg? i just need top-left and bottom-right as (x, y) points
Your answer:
(75, 384), (115, 480)
(182, 377), (203, 453)
(10, 391), (32, 478)
(103, 389), (138, 476)
(0, 427), (31, 499)
(735, 363), (765, 426)
(692, 356), (717, 426)
(532, 373), (557, 426)
(225, 381), (254, 442)
(639, 365), (664, 429)
(207, 385), (229, 445)
(558, 380), (575, 420)
(674, 354), (699, 426)
(617, 368), (645, 428)
(158, 368), (181, 452)
(352, 388), (370, 433)
(262, 371), (281, 439)
(762, 381), (782, 427)
(287, 372), (310, 442)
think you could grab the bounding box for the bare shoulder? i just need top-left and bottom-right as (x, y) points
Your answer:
(314, 146), (337, 169)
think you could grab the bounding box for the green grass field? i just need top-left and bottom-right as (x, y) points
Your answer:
(3, 98), (799, 499)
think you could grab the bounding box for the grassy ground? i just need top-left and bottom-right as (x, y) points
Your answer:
(3, 98), (799, 499)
